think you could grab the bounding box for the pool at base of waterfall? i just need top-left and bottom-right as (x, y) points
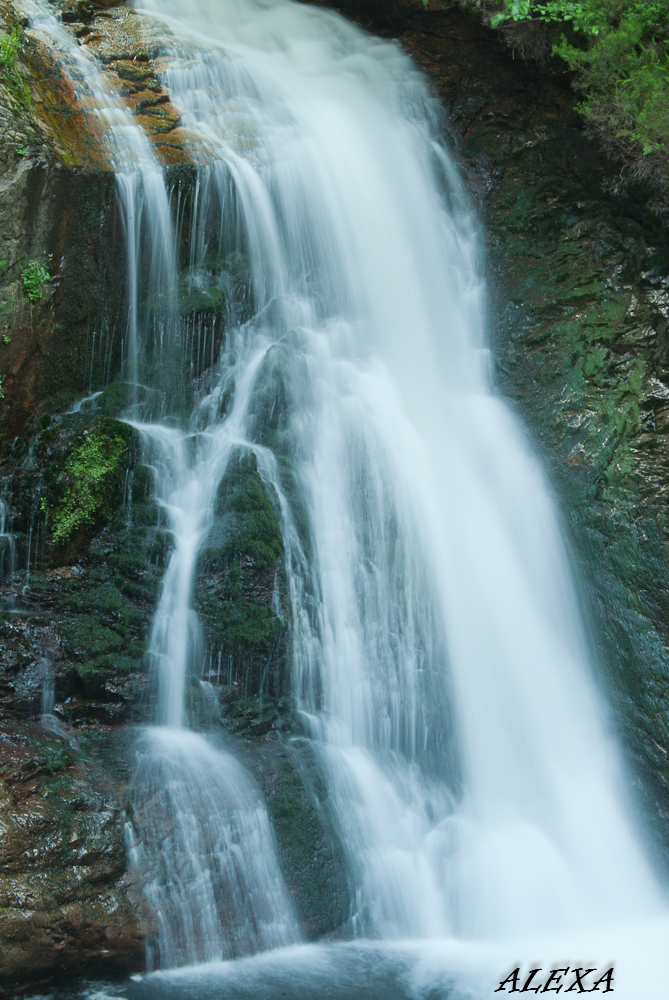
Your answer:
(23, 919), (669, 1000)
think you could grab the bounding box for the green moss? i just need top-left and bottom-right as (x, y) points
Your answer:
(197, 583), (281, 650)
(31, 737), (74, 776)
(97, 378), (133, 416)
(215, 450), (283, 568)
(39, 772), (78, 852)
(75, 654), (137, 680)
(59, 615), (124, 660)
(190, 447), (287, 703)
(264, 745), (350, 935)
(42, 426), (129, 545)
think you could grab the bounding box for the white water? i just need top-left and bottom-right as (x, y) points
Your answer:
(125, 360), (301, 967)
(127, 726), (298, 968)
(19, 0), (300, 968)
(132, 0), (664, 940)
(28, 0), (669, 989)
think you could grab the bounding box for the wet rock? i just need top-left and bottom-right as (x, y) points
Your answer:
(238, 735), (351, 940)
(193, 448), (287, 712)
(0, 725), (143, 993)
(0, 153), (125, 437)
(19, 3), (191, 169)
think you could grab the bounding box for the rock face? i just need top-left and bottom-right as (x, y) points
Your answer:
(0, 724), (144, 992)
(0, 161), (124, 439)
(2, 0), (669, 992)
(0, 0), (208, 442)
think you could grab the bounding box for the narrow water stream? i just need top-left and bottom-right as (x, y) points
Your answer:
(23, 0), (669, 995)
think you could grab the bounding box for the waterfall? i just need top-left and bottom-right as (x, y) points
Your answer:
(27, 0), (668, 986)
(22, 0), (299, 968)
(131, 0), (663, 944)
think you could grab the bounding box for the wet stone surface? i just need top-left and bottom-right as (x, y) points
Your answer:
(0, 723), (144, 992)
(23, 1), (193, 169)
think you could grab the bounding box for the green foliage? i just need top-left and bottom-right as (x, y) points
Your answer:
(490, 0), (603, 32)
(0, 26), (31, 110)
(20, 259), (50, 302)
(43, 430), (128, 544)
(488, 1), (669, 188)
(0, 26), (21, 69)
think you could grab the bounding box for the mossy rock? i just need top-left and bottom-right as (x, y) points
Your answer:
(58, 615), (125, 660)
(39, 417), (138, 559)
(263, 741), (350, 938)
(29, 737), (75, 777)
(212, 448), (283, 569)
(74, 654), (141, 698)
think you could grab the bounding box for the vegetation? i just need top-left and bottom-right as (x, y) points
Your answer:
(43, 428), (128, 544)
(484, 0), (669, 200)
(0, 26), (31, 110)
(20, 258), (50, 301)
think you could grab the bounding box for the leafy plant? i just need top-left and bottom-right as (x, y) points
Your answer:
(0, 26), (31, 110)
(485, 0), (669, 196)
(20, 258), (50, 302)
(0, 26), (21, 69)
(490, 0), (604, 32)
(43, 431), (128, 544)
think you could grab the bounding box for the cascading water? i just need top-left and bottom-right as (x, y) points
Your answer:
(130, 0), (664, 946)
(21, 0), (299, 969)
(127, 345), (299, 967)
(30, 0), (669, 992)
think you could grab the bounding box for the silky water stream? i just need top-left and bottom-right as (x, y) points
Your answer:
(30, 0), (669, 996)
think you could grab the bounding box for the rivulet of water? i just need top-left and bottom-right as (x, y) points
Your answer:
(125, 364), (301, 964)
